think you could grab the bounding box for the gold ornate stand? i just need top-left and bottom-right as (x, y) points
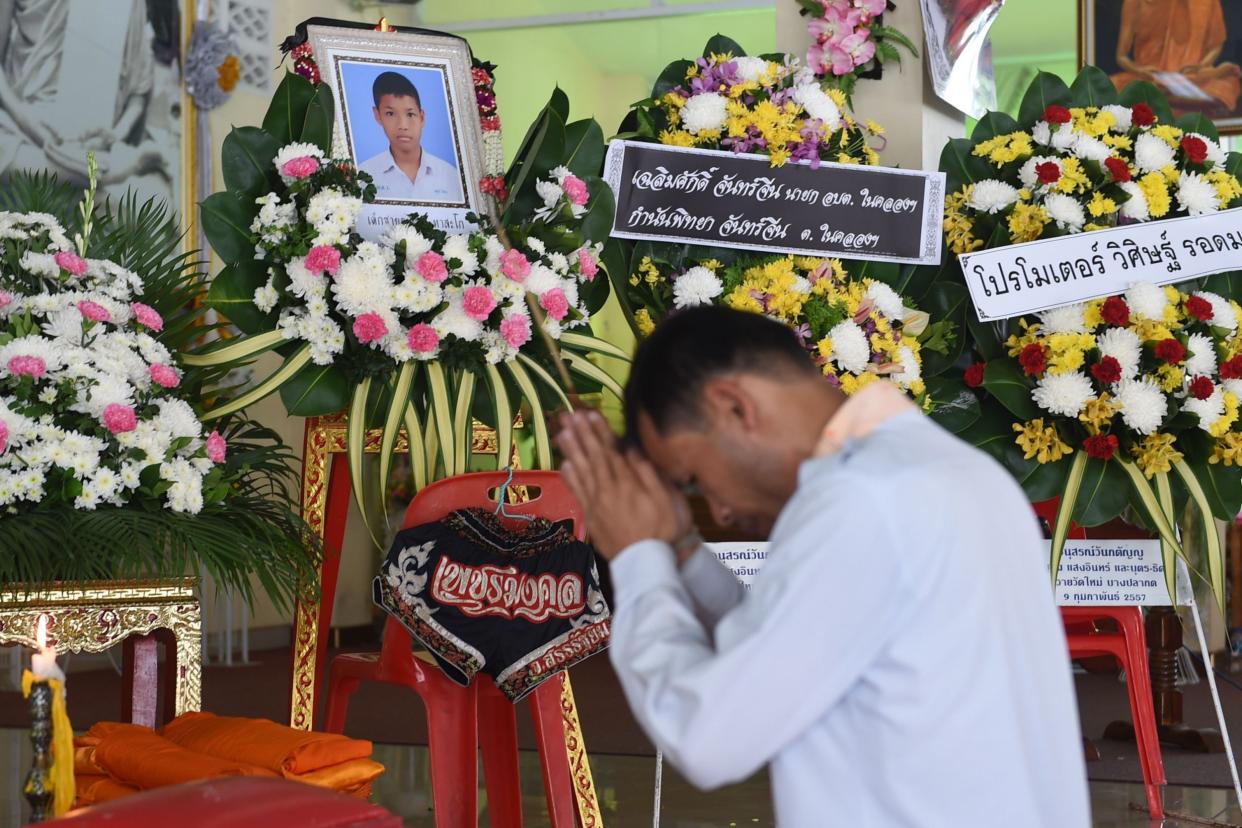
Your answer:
(0, 578), (202, 717)
(290, 413), (602, 825)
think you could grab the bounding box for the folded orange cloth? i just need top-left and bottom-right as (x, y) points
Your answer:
(160, 712), (374, 777)
(73, 743), (103, 776)
(290, 757), (386, 799)
(74, 773), (139, 806)
(92, 723), (275, 789)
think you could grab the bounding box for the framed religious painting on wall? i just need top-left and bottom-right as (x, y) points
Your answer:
(305, 24), (495, 241)
(1080, 0), (1242, 135)
(0, 0), (193, 219)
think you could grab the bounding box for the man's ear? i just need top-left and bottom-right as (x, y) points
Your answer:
(700, 376), (759, 433)
(372, 107), (381, 124)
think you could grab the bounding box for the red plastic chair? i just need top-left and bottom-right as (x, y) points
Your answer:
(322, 471), (583, 828)
(1033, 499), (1166, 820)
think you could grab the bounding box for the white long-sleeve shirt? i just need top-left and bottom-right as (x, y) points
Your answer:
(609, 409), (1090, 827)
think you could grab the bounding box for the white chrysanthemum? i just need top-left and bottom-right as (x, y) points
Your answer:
(681, 92), (729, 134)
(1135, 133), (1176, 173)
(790, 276), (812, 295)
(535, 179), (563, 210)
(1184, 387), (1226, 432)
(1125, 282), (1168, 320)
(1184, 332), (1218, 377)
(1177, 170), (1220, 216)
(1039, 303), (1088, 334)
(1031, 121), (1052, 146)
(1050, 123), (1078, 152)
(1096, 327), (1142, 381)
(1196, 291), (1237, 332)
(1044, 193), (1086, 231)
(672, 266), (723, 309)
(384, 226), (433, 259)
(791, 84), (841, 130)
(891, 346), (921, 386)
(1018, 156), (1059, 189)
(77, 374), (134, 417)
(274, 142), (325, 172)
(286, 257), (325, 301)
(393, 279), (443, 313)
(733, 56), (769, 83)
(1103, 104), (1132, 132)
(1225, 379), (1242, 400)
(827, 320), (870, 374)
(1073, 133), (1112, 163)
(443, 234), (479, 275)
(253, 282), (279, 313)
(157, 398), (202, 440)
(524, 264), (561, 296)
(434, 290), (485, 342)
(1185, 132), (1227, 168)
(865, 281), (905, 321)
(1118, 181), (1150, 221)
(19, 251), (59, 279)
(1114, 377), (1168, 434)
(1032, 371), (1094, 417)
(967, 180), (1021, 214)
(331, 251), (394, 317)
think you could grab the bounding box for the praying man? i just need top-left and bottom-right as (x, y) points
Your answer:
(556, 307), (1090, 827)
(359, 71), (463, 203)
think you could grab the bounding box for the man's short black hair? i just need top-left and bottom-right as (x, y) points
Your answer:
(624, 306), (818, 443)
(372, 71), (422, 110)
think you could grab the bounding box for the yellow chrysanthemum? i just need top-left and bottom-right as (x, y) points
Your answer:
(1211, 432), (1242, 466)
(1210, 392), (1241, 438)
(816, 337), (834, 360)
(1156, 364), (1185, 392)
(1133, 318), (1177, 342)
(1087, 192), (1118, 218)
(1006, 319), (1043, 357)
(1014, 419), (1072, 464)
(944, 186), (983, 254)
(1151, 124), (1184, 146)
(1131, 433), (1183, 479)
(1084, 300), (1104, 329)
(726, 284), (763, 314)
(865, 118), (885, 135)
(840, 371), (879, 395)
(634, 308), (655, 337)
(1008, 202), (1049, 243)
(1079, 394), (1118, 435)
(1055, 157), (1091, 194)
(1207, 170), (1242, 206)
(1101, 133), (1134, 150)
(1138, 172), (1171, 218)
(1046, 332), (1096, 374)
(659, 129), (695, 148)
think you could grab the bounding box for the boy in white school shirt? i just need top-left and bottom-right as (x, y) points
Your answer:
(358, 71), (463, 203)
(556, 306), (1090, 827)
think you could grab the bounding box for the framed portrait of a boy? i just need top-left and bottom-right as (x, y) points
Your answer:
(1079, 0), (1242, 135)
(305, 24), (494, 240)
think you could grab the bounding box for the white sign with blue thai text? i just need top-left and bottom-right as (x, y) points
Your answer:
(709, 542), (769, 590)
(1050, 539), (1191, 606)
(959, 206), (1242, 321)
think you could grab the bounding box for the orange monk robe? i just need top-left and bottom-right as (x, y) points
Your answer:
(91, 724), (276, 790)
(1110, 0), (1242, 111)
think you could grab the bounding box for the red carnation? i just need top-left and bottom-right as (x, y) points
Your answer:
(1043, 104), (1072, 124)
(1155, 337), (1187, 364)
(1084, 433), (1119, 461)
(1091, 356), (1123, 385)
(964, 362), (987, 388)
(1019, 343), (1048, 376)
(1189, 375), (1216, 400)
(1035, 161), (1061, 184)
(1104, 156), (1132, 182)
(1131, 103), (1157, 127)
(1223, 354), (1242, 379)
(1181, 135), (1209, 165)
(1185, 295), (1215, 322)
(1101, 296), (1131, 327)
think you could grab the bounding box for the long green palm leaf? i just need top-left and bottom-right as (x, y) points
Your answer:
(379, 362), (418, 520)
(506, 360), (553, 469)
(201, 345), (313, 420)
(347, 377), (375, 540)
(1050, 451), (1089, 588)
(452, 370), (478, 476)
(1174, 459), (1226, 613)
(484, 363), (514, 470)
(426, 363), (456, 478)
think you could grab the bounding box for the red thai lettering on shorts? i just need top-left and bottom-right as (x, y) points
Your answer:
(430, 558), (586, 622)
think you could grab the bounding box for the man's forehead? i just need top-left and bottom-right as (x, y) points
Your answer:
(635, 413), (692, 478)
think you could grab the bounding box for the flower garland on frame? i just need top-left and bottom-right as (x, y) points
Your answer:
(935, 68), (1242, 607)
(798, 0), (919, 99)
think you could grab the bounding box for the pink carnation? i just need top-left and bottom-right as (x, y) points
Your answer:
(576, 248), (599, 281)
(0, 419), (8, 454)
(0, 291), (12, 308)
(352, 313), (389, 343)
(206, 430), (227, 464)
(539, 288), (570, 321)
(148, 363), (180, 388)
(54, 251), (88, 276)
(304, 245), (341, 277)
(462, 286), (497, 321)
(407, 323), (440, 354)
(562, 174), (589, 206)
(77, 300), (111, 323)
(131, 302), (163, 331)
(102, 403), (137, 434)
(500, 248), (531, 282)
(500, 314), (532, 349)
(416, 251), (449, 284)
(281, 156), (320, 179)
(7, 356), (45, 378)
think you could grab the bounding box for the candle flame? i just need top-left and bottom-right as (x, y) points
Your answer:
(374, 17), (395, 32)
(36, 614), (47, 649)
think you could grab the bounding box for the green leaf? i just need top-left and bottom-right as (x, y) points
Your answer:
(563, 119), (606, 179)
(203, 346), (314, 420)
(1174, 459), (1226, 612)
(402, 402), (429, 492)
(1176, 112), (1219, 142)
(182, 329), (286, 367)
(918, 281), (968, 377)
(652, 59), (694, 98)
(566, 352), (623, 400)
(221, 127), (281, 200)
(452, 370), (478, 476)
(1201, 271), (1242, 304)
(1203, 460), (1242, 519)
(561, 331), (631, 361)
(302, 83), (336, 153)
(981, 360), (1040, 421)
(484, 364), (514, 471)
(199, 192), (256, 265)
(263, 72), (316, 145)
(1021, 456), (1071, 503)
(580, 176), (615, 247)
(969, 111), (1019, 143)
(1050, 451), (1089, 586)
(1017, 71), (1073, 128)
(426, 363), (457, 477)
(1069, 66), (1119, 108)
(925, 375), (980, 434)
(278, 361), (350, 416)
(703, 34), (745, 59)
(506, 360), (553, 469)
(379, 363), (417, 519)
(347, 377), (375, 540)
(1072, 456), (1129, 526)
(966, 313), (1007, 361)
(547, 87), (571, 125)
(207, 260), (272, 334)
(504, 95), (567, 221)
(1118, 81), (1175, 127)
(939, 138), (992, 193)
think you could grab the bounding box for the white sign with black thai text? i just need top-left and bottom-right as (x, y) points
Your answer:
(960, 207), (1242, 321)
(604, 141), (945, 265)
(1050, 539), (1191, 606)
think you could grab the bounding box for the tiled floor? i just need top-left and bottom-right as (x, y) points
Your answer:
(0, 728), (1238, 826)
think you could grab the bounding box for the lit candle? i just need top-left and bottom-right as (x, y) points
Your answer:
(30, 616), (64, 682)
